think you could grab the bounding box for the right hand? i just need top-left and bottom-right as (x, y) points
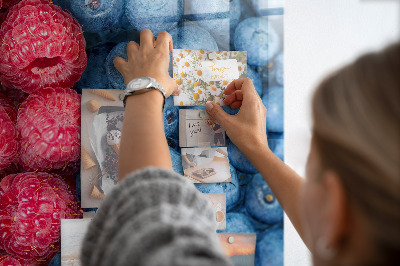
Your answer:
(189, 162), (197, 167)
(113, 29), (180, 97)
(205, 78), (269, 154)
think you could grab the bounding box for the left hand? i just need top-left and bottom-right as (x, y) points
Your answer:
(113, 29), (180, 97)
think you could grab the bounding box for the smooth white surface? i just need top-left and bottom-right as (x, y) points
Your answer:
(284, 1), (399, 265)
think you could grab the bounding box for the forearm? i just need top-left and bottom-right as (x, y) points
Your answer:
(243, 142), (306, 240)
(118, 90), (172, 181)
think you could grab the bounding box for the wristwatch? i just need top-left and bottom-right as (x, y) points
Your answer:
(119, 77), (166, 109)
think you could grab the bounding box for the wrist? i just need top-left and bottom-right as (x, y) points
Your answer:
(125, 90), (164, 111)
(240, 135), (271, 158)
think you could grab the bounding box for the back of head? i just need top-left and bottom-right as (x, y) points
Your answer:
(312, 43), (400, 264)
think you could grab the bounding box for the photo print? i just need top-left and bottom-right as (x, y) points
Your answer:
(61, 219), (92, 266)
(80, 89), (125, 208)
(179, 109), (226, 147)
(173, 49), (247, 106)
(181, 147), (231, 183)
(218, 233), (257, 266)
(205, 193), (227, 230)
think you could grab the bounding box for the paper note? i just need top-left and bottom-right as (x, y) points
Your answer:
(173, 49), (247, 106)
(179, 109), (226, 148)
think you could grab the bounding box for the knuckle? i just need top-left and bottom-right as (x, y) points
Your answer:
(113, 57), (122, 66)
(158, 31), (169, 38)
(127, 41), (137, 49)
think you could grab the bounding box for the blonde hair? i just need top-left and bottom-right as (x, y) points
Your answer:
(312, 43), (400, 264)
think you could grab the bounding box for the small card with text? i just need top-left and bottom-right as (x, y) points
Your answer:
(172, 49), (247, 106)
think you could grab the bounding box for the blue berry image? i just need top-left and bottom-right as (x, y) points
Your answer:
(245, 174), (283, 224)
(125, 0), (183, 36)
(76, 43), (114, 89)
(218, 212), (255, 233)
(170, 147), (183, 175)
(255, 228), (283, 266)
(268, 138), (284, 161)
(170, 25), (218, 51)
(167, 135), (179, 151)
(234, 17), (280, 67)
(236, 170), (255, 186)
(239, 0), (257, 20)
(187, 0), (241, 51)
(249, 0), (284, 16)
(274, 52), (284, 86)
(118, 9), (135, 31)
(105, 42), (129, 90)
(164, 97), (179, 138)
(52, 0), (68, 10)
(247, 65), (263, 96)
(49, 252), (61, 266)
(194, 164), (239, 211)
(60, 0), (124, 33)
(222, 105), (239, 116)
(262, 86), (283, 132)
(228, 142), (258, 174)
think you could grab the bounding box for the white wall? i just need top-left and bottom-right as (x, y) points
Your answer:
(284, 0), (399, 265)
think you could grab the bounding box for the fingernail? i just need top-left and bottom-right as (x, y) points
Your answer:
(206, 102), (214, 111)
(177, 86), (182, 95)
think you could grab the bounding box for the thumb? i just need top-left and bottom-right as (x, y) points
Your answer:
(205, 102), (231, 128)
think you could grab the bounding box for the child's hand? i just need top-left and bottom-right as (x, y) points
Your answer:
(113, 29), (180, 97)
(205, 78), (269, 154)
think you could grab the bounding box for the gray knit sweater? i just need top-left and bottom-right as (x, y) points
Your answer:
(81, 167), (232, 266)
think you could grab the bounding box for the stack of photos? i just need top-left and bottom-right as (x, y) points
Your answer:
(173, 49), (247, 106)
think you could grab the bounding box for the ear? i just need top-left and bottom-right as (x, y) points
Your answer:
(321, 171), (349, 251)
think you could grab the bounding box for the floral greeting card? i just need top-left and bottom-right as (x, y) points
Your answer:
(173, 49), (247, 106)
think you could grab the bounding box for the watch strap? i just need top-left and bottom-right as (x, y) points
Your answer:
(120, 77), (166, 110)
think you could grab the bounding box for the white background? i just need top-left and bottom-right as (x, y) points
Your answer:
(284, 0), (399, 265)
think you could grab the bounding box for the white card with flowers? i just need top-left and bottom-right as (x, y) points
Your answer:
(173, 49), (247, 106)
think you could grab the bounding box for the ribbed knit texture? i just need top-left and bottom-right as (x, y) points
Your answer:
(81, 167), (232, 266)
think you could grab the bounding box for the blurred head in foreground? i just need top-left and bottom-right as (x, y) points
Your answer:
(301, 43), (400, 266)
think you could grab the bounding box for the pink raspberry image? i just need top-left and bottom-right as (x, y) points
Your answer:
(17, 87), (81, 173)
(0, 91), (17, 123)
(0, 254), (30, 266)
(0, 172), (82, 264)
(0, 162), (20, 179)
(0, 106), (18, 171)
(0, 0), (21, 9)
(0, 86), (29, 109)
(0, 0), (87, 94)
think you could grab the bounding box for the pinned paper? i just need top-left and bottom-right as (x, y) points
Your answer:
(172, 49), (247, 106)
(199, 59), (239, 82)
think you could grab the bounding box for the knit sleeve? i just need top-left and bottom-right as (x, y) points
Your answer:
(80, 167), (232, 266)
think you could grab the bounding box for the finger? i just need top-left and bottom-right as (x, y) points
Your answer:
(224, 78), (255, 96)
(113, 56), (127, 74)
(156, 31), (173, 53)
(205, 102), (231, 129)
(230, 101), (242, 109)
(172, 85), (182, 96)
(165, 79), (179, 97)
(126, 41), (139, 60)
(140, 29), (156, 51)
(223, 90), (243, 106)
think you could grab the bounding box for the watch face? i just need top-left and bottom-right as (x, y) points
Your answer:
(130, 77), (151, 90)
